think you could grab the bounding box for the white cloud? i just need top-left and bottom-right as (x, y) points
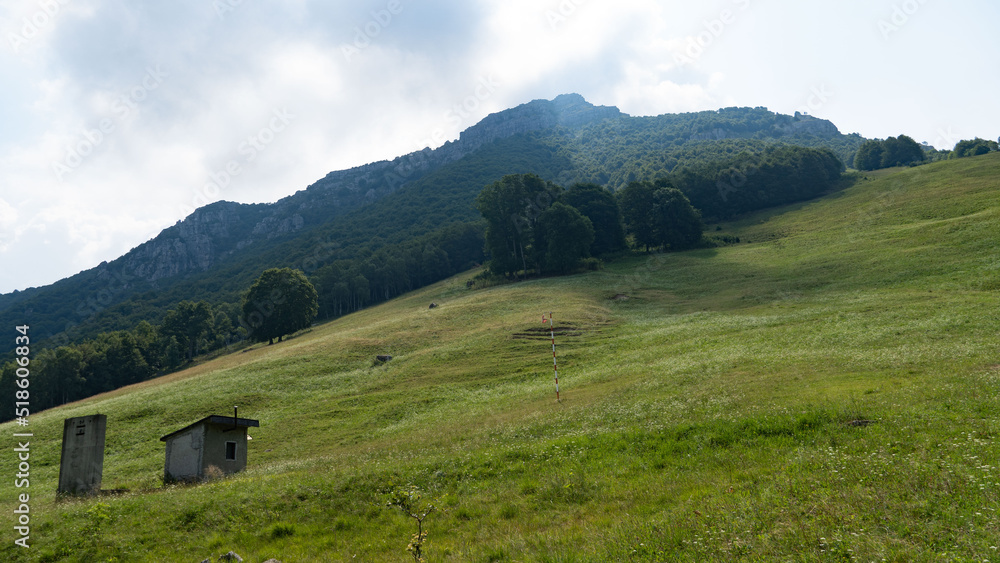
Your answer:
(0, 198), (18, 252)
(0, 0), (998, 293)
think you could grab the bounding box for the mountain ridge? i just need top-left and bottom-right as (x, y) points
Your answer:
(118, 93), (625, 285)
(0, 94), (858, 350)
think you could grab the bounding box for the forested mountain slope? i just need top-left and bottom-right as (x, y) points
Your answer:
(0, 95), (865, 351)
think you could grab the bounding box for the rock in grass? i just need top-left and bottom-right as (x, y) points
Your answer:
(375, 354), (393, 363)
(218, 552), (243, 562)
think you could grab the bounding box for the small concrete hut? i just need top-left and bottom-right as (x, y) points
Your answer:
(160, 411), (259, 482)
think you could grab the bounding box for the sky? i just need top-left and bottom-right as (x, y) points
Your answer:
(0, 0), (998, 294)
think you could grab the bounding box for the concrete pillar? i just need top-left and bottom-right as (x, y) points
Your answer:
(57, 415), (107, 495)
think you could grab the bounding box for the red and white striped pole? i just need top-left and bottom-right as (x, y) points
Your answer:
(543, 312), (560, 402)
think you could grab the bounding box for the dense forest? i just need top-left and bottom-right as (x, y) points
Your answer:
(853, 135), (925, 170)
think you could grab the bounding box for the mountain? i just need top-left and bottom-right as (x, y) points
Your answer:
(109, 95), (624, 286)
(0, 94), (865, 351)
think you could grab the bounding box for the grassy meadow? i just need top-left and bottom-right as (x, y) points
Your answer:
(3, 154), (1000, 561)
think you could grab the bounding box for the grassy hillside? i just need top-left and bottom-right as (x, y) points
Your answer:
(3, 154), (999, 562)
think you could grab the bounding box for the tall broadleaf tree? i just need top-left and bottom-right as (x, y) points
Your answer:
(617, 180), (659, 251)
(475, 173), (561, 277)
(652, 186), (703, 250)
(242, 268), (318, 345)
(560, 183), (626, 256)
(533, 202), (595, 274)
(853, 139), (885, 171)
(160, 300), (215, 362)
(880, 135), (925, 168)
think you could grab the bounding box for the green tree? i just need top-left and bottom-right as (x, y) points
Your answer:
(560, 183), (626, 256)
(652, 187), (703, 250)
(853, 140), (884, 171)
(952, 138), (999, 158)
(79, 331), (153, 392)
(880, 135), (924, 168)
(350, 274), (369, 311)
(100, 331), (154, 388)
(242, 268), (319, 344)
(475, 173), (561, 277)
(131, 320), (162, 369)
(160, 301), (215, 362)
(35, 346), (87, 406)
(212, 308), (234, 349)
(164, 336), (184, 370)
(533, 202), (595, 274)
(617, 180), (658, 251)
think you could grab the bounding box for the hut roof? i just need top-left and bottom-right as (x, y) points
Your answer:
(159, 416), (260, 442)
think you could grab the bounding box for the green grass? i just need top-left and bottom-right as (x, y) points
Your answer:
(3, 154), (1000, 561)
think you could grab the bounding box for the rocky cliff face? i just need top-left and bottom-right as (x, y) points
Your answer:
(122, 202), (258, 282)
(780, 115), (841, 136)
(110, 94), (625, 284)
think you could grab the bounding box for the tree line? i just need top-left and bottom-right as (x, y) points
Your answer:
(476, 174), (704, 278)
(309, 222), (485, 318)
(951, 138), (999, 159)
(2, 302), (237, 412)
(853, 135), (925, 171)
(854, 135), (1000, 170)
(476, 144), (843, 276)
(667, 144), (844, 220)
(0, 267), (318, 413)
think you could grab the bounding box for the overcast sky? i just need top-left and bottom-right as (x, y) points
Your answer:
(0, 0), (997, 294)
